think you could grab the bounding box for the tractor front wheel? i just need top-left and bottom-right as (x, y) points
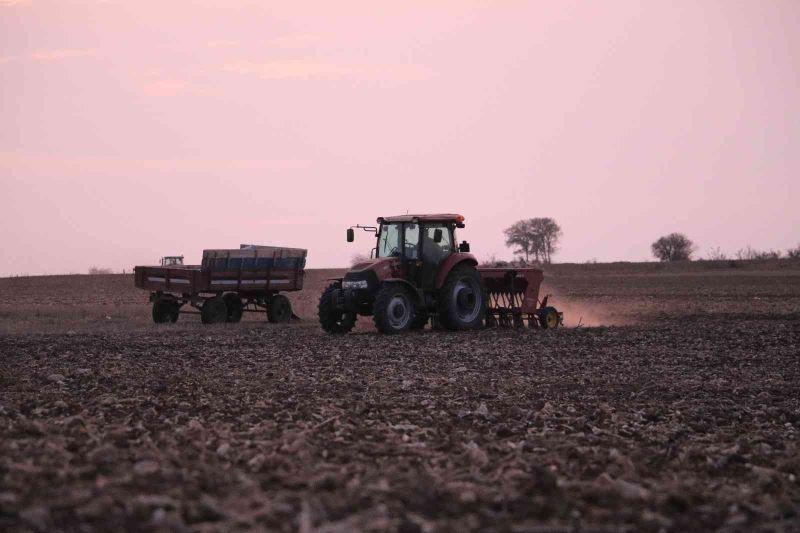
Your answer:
(201, 297), (228, 324)
(373, 283), (413, 334)
(318, 283), (356, 334)
(437, 264), (486, 331)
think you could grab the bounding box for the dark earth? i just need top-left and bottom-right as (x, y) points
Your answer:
(1, 261), (799, 532)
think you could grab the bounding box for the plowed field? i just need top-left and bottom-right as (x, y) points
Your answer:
(1, 262), (799, 532)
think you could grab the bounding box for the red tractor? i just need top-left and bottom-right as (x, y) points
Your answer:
(318, 214), (562, 334)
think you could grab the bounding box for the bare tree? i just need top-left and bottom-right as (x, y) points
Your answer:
(503, 218), (562, 264)
(736, 246), (782, 260)
(788, 244), (800, 259)
(532, 218), (562, 263)
(351, 253), (371, 266)
(651, 233), (695, 262)
(504, 220), (537, 263)
(706, 247), (727, 261)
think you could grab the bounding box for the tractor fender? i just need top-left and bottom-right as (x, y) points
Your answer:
(435, 253), (479, 289)
(382, 278), (424, 305)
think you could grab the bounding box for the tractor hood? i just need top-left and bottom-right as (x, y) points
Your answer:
(343, 257), (400, 290)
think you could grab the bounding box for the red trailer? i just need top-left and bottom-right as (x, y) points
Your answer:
(134, 245), (306, 324)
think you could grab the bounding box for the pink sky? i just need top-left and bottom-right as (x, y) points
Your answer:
(1, 0), (798, 276)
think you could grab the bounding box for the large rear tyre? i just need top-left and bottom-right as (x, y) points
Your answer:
(537, 306), (561, 329)
(223, 293), (244, 323)
(152, 299), (179, 324)
(318, 283), (356, 334)
(437, 264), (486, 331)
(201, 297), (228, 324)
(373, 283), (413, 334)
(267, 294), (292, 323)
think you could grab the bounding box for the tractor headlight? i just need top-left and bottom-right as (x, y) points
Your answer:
(342, 280), (368, 289)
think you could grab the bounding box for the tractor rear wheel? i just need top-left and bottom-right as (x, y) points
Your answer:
(437, 264), (486, 331)
(152, 299), (179, 324)
(223, 293), (244, 323)
(318, 283), (356, 334)
(373, 283), (413, 334)
(201, 297), (228, 324)
(538, 306), (561, 329)
(267, 294), (292, 323)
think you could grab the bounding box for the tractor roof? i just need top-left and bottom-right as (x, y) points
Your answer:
(378, 214), (465, 224)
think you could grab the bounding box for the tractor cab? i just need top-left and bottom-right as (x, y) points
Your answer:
(160, 256), (184, 267)
(347, 214), (472, 291)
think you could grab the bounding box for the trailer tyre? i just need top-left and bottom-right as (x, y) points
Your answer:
(538, 306), (561, 329)
(223, 293), (244, 323)
(201, 297), (228, 324)
(318, 283), (356, 334)
(152, 299), (179, 324)
(437, 264), (486, 331)
(267, 294), (292, 323)
(374, 283), (413, 334)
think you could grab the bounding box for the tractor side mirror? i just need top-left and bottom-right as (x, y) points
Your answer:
(433, 228), (443, 243)
(459, 241), (470, 253)
(346, 228), (354, 242)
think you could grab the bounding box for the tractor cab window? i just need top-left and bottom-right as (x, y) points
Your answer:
(404, 223), (420, 259)
(377, 223), (402, 257)
(422, 223), (453, 264)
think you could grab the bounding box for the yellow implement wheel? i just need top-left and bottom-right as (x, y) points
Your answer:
(538, 306), (561, 329)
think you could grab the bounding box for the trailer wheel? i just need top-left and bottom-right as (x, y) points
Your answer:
(538, 306), (561, 329)
(437, 264), (486, 331)
(168, 302), (180, 323)
(267, 294), (292, 323)
(223, 293), (244, 323)
(318, 283), (356, 334)
(152, 299), (179, 324)
(201, 297), (228, 324)
(374, 283), (413, 334)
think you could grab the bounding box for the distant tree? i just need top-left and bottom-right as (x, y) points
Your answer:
(88, 266), (113, 275)
(735, 246), (782, 260)
(735, 246), (757, 260)
(534, 218), (563, 263)
(351, 254), (371, 266)
(503, 218), (562, 264)
(480, 254), (509, 268)
(787, 244), (800, 259)
(651, 233), (695, 262)
(706, 247), (727, 261)
(758, 250), (782, 260)
(504, 220), (538, 263)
